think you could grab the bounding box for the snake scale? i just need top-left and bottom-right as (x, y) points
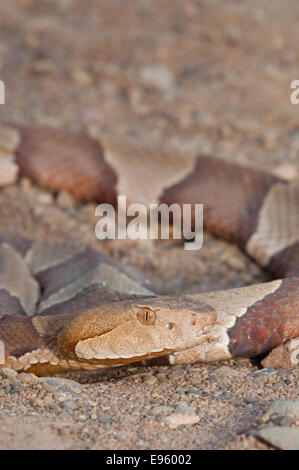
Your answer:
(0, 123), (298, 375)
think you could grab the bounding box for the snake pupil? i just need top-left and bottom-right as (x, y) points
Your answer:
(137, 309), (156, 325)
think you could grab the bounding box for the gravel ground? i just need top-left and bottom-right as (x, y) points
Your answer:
(0, 0), (298, 450)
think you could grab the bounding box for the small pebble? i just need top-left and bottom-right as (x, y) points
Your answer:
(175, 401), (196, 414)
(0, 157), (18, 187)
(56, 190), (76, 208)
(163, 413), (200, 430)
(139, 64), (174, 93)
(0, 368), (18, 380)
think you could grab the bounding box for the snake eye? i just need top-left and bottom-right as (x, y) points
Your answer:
(137, 309), (156, 325)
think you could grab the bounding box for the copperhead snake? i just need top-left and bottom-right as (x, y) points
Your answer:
(0, 123), (298, 376)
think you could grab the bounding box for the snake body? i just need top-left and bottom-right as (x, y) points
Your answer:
(0, 123), (298, 375)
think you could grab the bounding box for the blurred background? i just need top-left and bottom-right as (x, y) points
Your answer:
(0, 0), (299, 171)
(0, 1), (299, 450)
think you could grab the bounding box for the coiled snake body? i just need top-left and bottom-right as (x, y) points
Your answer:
(0, 124), (298, 375)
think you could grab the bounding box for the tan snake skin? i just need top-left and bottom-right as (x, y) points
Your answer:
(0, 123), (298, 375)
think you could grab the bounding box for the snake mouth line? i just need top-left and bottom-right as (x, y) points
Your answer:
(75, 334), (175, 365)
(78, 349), (175, 365)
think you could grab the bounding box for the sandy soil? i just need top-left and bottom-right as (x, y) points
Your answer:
(0, 0), (298, 450)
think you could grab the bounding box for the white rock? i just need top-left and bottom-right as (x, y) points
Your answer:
(139, 65), (174, 92)
(257, 426), (299, 450)
(0, 156), (18, 187)
(163, 412), (200, 429)
(272, 164), (298, 181)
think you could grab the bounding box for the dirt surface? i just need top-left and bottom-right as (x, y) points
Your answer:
(0, 0), (298, 450)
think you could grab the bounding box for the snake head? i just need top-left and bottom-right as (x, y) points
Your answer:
(57, 296), (217, 366)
